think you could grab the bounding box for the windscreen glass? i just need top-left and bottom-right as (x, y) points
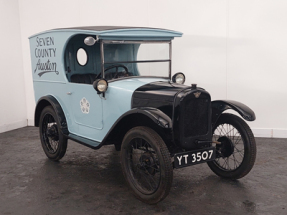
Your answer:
(103, 42), (170, 80)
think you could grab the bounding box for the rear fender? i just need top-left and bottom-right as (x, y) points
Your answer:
(34, 96), (69, 135)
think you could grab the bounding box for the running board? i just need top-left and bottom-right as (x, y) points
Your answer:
(68, 133), (102, 149)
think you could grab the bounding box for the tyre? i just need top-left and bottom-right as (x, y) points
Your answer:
(39, 106), (67, 161)
(114, 143), (121, 151)
(120, 126), (173, 204)
(207, 113), (256, 179)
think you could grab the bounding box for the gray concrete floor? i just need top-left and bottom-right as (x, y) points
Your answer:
(0, 127), (286, 215)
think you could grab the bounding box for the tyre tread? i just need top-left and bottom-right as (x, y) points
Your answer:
(208, 113), (256, 179)
(39, 106), (67, 161)
(121, 126), (173, 204)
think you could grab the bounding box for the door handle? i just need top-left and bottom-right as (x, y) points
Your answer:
(67, 92), (72, 95)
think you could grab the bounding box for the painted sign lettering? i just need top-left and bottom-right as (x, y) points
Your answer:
(34, 36), (58, 77)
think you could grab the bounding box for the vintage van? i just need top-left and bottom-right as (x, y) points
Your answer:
(29, 26), (256, 204)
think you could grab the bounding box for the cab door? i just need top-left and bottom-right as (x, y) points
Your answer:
(67, 83), (103, 139)
(64, 35), (103, 140)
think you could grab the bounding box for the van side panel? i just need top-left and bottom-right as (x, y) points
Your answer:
(29, 31), (169, 142)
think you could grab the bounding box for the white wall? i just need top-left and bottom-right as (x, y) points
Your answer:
(226, 1), (287, 138)
(0, 0), (27, 133)
(1, 0), (287, 137)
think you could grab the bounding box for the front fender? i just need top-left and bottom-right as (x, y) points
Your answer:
(100, 107), (172, 146)
(121, 107), (172, 129)
(211, 100), (256, 126)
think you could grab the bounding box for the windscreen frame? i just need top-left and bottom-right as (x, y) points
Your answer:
(100, 40), (172, 81)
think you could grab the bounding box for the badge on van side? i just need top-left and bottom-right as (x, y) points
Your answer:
(80, 97), (90, 114)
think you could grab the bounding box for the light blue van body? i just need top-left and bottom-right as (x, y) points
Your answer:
(29, 27), (182, 147)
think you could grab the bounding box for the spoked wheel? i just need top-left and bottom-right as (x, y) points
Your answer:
(207, 113), (256, 179)
(39, 106), (67, 161)
(121, 126), (173, 204)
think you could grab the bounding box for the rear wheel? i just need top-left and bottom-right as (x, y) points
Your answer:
(120, 126), (173, 204)
(207, 113), (256, 179)
(39, 106), (67, 161)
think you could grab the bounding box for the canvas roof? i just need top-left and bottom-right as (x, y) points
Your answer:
(29, 26), (183, 40)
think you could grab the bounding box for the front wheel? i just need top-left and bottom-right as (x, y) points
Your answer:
(120, 126), (173, 204)
(207, 113), (256, 179)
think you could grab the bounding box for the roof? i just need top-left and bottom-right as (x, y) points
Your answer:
(55, 26), (175, 31)
(29, 26), (183, 40)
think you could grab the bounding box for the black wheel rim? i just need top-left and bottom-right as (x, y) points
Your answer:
(126, 138), (161, 195)
(213, 123), (245, 171)
(41, 113), (59, 154)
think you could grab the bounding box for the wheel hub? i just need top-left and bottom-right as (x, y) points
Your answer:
(46, 124), (59, 141)
(216, 136), (234, 158)
(139, 152), (156, 175)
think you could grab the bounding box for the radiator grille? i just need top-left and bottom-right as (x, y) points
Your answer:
(183, 98), (209, 137)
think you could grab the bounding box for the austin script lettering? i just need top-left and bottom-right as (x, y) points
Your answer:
(34, 59), (58, 77)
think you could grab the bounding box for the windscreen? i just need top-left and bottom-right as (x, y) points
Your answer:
(103, 42), (170, 80)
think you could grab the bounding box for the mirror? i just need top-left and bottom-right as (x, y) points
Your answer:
(84, 36), (97, 46)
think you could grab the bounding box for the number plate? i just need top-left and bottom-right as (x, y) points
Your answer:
(174, 147), (216, 168)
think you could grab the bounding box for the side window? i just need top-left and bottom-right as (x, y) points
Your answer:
(76, 48), (88, 66)
(64, 35), (101, 84)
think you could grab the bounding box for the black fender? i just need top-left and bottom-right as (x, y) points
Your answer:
(101, 107), (172, 146)
(106, 107), (172, 136)
(34, 96), (69, 135)
(211, 100), (256, 127)
(134, 107), (172, 128)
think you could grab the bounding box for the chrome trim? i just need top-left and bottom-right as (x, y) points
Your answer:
(100, 40), (105, 78)
(102, 40), (171, 44)
(104, 59), (170, 64)
(169, 41), (172, 79)
(107, 76), (169, 83)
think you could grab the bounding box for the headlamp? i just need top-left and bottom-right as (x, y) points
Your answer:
(93, 79), (108, 93)
(172, 72), (185, 84)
